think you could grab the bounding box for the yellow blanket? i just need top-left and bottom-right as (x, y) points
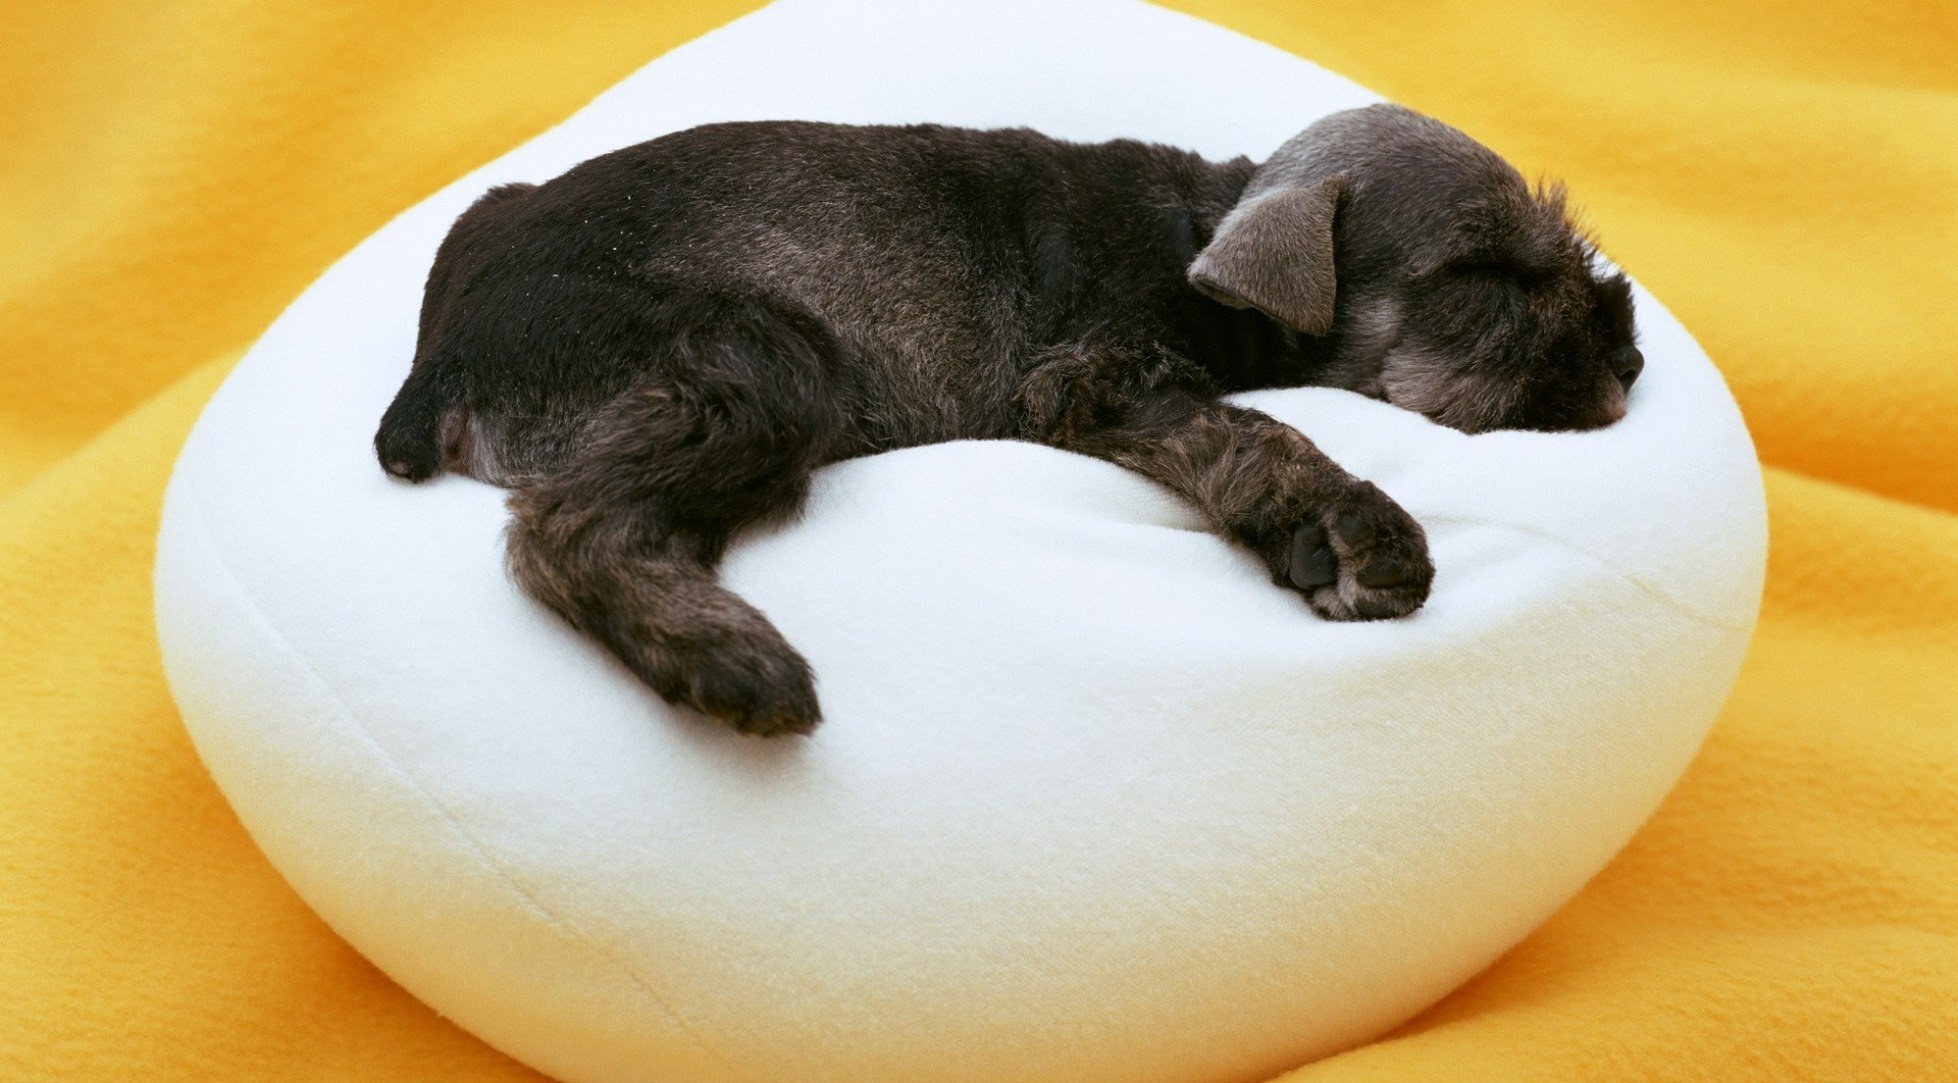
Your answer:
(2, 1), (1952, 1078)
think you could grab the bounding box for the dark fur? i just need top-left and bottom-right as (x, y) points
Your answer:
(375, 104), (1640, 736)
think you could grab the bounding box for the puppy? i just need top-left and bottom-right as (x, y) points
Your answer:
(375, 104), (1641, 736)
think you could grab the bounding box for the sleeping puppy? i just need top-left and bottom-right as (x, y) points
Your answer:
(375, 104), (1641, 736)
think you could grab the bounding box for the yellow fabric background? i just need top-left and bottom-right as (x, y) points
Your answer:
(2, 0), (1952, 1078)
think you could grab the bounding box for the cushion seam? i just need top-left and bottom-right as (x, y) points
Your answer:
(1410, 512), (1758, 632)
(178, 492), (752, 1083)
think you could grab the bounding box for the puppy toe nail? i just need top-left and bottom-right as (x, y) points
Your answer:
(1355, 554), (1407, 587)
(1335, 510), (1376, 548)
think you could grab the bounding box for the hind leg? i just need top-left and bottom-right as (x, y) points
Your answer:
(506, 307), (845, 735)
(511, 523), (823, 735)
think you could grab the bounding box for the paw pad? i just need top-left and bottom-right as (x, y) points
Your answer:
(1280, 483), (1434, 621)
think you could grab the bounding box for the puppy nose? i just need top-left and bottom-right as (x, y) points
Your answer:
(1611, 346), (1644, 390)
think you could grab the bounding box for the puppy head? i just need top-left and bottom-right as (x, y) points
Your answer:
(1190, 104), (1641, 433)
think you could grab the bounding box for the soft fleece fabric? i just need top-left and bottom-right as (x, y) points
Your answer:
(2, 0), (1954, 1080)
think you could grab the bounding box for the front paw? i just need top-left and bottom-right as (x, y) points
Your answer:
(1281, 482), (1433, 621)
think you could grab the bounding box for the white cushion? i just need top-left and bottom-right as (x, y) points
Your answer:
(152, 1), (1767, 1081)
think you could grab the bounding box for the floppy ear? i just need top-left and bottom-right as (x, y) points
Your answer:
(1188, 174), (1347, 335)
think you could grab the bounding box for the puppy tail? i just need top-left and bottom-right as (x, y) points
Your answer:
(376, 182), (542, 482)
(374, 361), (458, 482)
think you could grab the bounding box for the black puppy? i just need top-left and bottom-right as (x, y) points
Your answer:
(376, 104), (1640, 736)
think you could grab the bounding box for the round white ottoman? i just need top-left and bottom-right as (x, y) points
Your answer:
(153, 1), (1768, 1081)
